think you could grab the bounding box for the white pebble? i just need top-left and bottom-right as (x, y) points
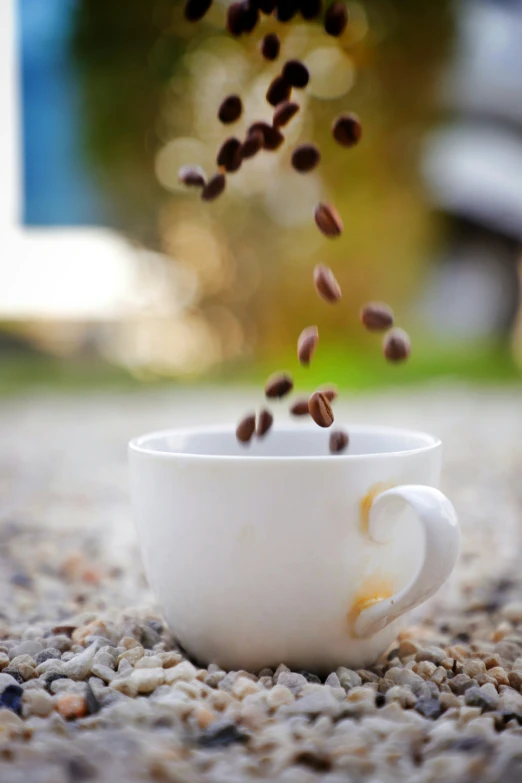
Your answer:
(164, 661), (197, 684)
(130, 667), (165, 693)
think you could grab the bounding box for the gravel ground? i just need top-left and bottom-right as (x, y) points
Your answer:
(1, 385), (522, 783)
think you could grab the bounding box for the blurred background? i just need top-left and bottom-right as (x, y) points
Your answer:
(3, 0), (522, 394)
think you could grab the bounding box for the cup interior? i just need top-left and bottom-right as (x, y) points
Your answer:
(130, 424), (440, 459)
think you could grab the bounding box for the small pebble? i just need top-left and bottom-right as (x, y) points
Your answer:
(55, 693), (87, 720)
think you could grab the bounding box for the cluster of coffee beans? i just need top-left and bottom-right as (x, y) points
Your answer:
(181, 0), (411, 453)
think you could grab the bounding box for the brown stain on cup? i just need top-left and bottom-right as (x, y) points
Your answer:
(360, 482), (395, 534)
(347, 575), (395, 632)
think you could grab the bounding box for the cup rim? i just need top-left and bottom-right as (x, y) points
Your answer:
(129, 423), (442, 462)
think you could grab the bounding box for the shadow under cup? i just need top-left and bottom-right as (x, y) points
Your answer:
(129, 424), (446, 672)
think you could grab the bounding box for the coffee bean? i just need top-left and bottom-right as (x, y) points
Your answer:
(255, 0), (276, 12)
(313, 264), (341, 303)
(240, 130), (264, 159)
(290, 398), (310, 416)
(217, 137), (242, 172)
(297, 325), (319, 366)
(261, 33), (280, 61)
(314, 202), (343, 237)
(218, 95), (242, 124)
(282, 60), (309, 89)
(236, 414), (256, 444)
(308, 391), (334, 428)
(273, 101), (299, 128)
(332, 113), (362, 147)
(265, 371), (294, 399)
(241, 1), (259, 31)
(178, 165), (206, 188)
(383, 328), (411, 362)
(320, 384), (338, 402)
(324, 1), (348, 36)
(201, 173), (226, 201)
(257, 409), (274, 437)
(227, 2), (245, 35)
(329, 429), (349, 453)
(360, 302), (394, 332)
(250, 122), (285, 151)
(291, 144), (320, 173)
(299, 0), (321, 18)
(184, 0), (212, 21)
(276, 0), (298, 22)
(266, 76), (292, 108)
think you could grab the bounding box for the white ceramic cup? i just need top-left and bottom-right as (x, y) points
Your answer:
(129, 423), (459, 673)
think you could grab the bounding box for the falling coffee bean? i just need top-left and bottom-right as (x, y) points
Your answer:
(383, 328), (411, 362)
(266, 76), (292, 108)
(273, 101), (299, 128)
(291, 144), (320, 173)
(257, 409), (274, 437)
(324, 1), (348, 36)
(201, 173), (226, 201)
(217, 137), (242, 172)
(257, 0), (276, 12)
(250, 122), (285, 151)
(218, 95), (243, 124)
(184, 0), (212, 21)
(227, 2), (245, 35)
(240, 130), (264, 159)
(265, 371), (294, 399)
(290, 398), (310, 416)
(308, 391), (334, 428)
(314, 203), (343, 237)
(299, 0), (322, 18)
(320, 384), (338, 402)
(261, 33), (280, 61)
(297, 325), (319, 366)
(329, 429), (349, 453)
(360, 302), (394, 332)
(282, 60), (310, 89)
(241, 0), (259, 31)
(276, 0), (298, 22)
(178, 165), (206, 188)
(236, 413), (256, 444)
(332, 113), (362, 147)
(313, 264), (341, 303)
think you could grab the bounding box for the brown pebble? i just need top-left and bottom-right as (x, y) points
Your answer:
(299, 0), (322, 18)
(383, 328), (411, 362)
(332, 113), (362, 147)
(261, 33), (280, 61)
(273, 101), (299, 128)
(201, 173), (226, 201)
(360, 302), (394, 332)
(184, 0), (212, 21)
(308, 391), (334, 428)
(320, 384), (338, 402)
(236, 414), (256, 444)
(55, 694), (87, 721)
(290, 398), (310, 416)
(324, 1), (348, 36)
(266, 75), (292, 108)
(314, 203), (343, 237)
(217, 137), (242, 172)
(178, 165), (206, 188)
(297, 325), (319, 366)
(240, 130), (264, 159)
(249, 122), (284, 151)
(292, 144), (320, 173)
(329, 429), (349, 453)
(218, 95), (242, 124)
(265, 372), (294, 399)
(282, 60), (309, 89)
(257, 409), (274, 437)
(313, 264), (341, 303)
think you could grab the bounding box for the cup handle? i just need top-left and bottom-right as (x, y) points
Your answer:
(353, 485), (460, 639)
